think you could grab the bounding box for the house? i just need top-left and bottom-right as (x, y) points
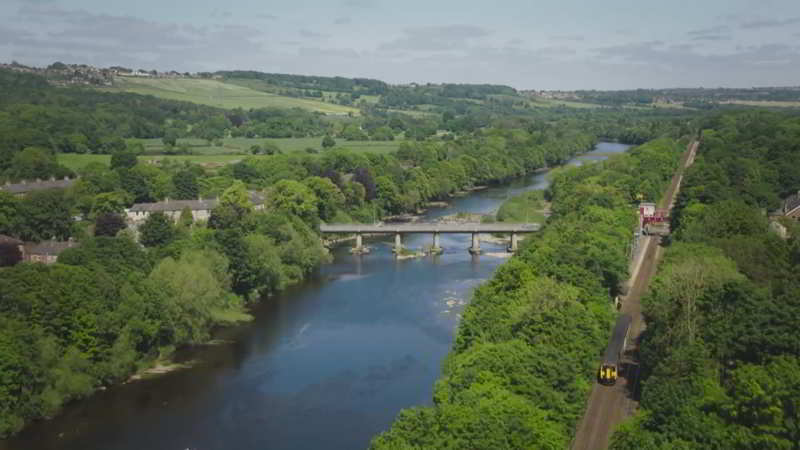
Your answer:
(782, 191), (800, 219)
(1, 176), (77, 197)
(126, 192), (266, 226)
(22, 238), (78, 264)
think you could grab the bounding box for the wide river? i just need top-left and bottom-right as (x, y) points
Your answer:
(2, 142), (630, 450)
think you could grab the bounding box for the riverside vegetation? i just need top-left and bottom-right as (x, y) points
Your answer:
(369, 137), (686, 448)
(0, 66), (694, 437)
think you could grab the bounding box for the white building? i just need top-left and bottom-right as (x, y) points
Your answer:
(126, 192), (265, 226)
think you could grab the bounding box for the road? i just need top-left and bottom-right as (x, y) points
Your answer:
(570, 140), (698, 450)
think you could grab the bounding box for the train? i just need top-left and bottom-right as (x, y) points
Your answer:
(598, 314), (632, 385)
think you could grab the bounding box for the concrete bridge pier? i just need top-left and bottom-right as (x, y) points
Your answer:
(392, 232), (403, 253)
(508, 232), (519, 253)
(469, 232), (482, 255)
(350, 232), (369, 254)
(430, 231), (443, 254)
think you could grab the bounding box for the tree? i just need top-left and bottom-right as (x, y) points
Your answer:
(303, 176), (345, 222)
(18, 189), (73, 241)
(0, 192), (20, 237)
(90, 191), (127, 217)
(322, 135), (336, 149)
(6, 147), (71, 181)
(162, 129), (179, 148)
(266, 180), (318, 226)
(375, 176), (402, 214)
(178, 207), (194, 229)
(208, 181), (253, 230)
(94, 213), (126, 237)
(353, 167), (377, 201)
(173, 169), (199, 200)
(0, 240), (22, 266)
(139, 212), (174, 247)
(110, 151), (138, 170)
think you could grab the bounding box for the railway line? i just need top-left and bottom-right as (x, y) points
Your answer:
(570, 140), (698, 450)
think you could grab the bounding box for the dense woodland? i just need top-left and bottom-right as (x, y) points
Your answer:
(370, 137), (686, 448)
(611, 111), (800, 449)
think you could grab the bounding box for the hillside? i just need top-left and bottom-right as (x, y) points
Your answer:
(103, 76), (359, 114)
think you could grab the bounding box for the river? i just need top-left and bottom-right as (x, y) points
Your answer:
(1, 142), (630, 450)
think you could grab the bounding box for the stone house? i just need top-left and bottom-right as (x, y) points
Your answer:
(22, 239), (78, 264)
(126, 192), (266, 226)
(1, 177), (77, 198)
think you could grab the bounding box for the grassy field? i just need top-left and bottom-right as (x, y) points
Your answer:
(104, 76), (359, 114)
(526, 97), (603, 109)
(58, 137), (405, 170)
(128, 137), (405, 155)
(495, 190), (548, 223)
(720, 100), (800, 108)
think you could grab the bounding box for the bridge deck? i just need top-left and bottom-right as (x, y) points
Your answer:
(319, 223), (540, 233)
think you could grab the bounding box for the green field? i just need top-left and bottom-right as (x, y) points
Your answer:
(526, 97), (603, 109)
(58, 137), (405, 171)
(721, 100), (800, 108)
(104, 76), (359, 114)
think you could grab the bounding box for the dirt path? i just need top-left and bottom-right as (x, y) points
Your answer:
(570, 140), (697, 450)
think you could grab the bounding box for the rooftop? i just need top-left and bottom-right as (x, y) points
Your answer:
(23, 239), (77, 255)
(1, 177), (77, 194)
(0, 234), (23, 245)
(785, 192), (800, 214)
(129, 192), (265, 213)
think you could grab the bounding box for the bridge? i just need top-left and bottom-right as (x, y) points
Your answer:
(319, 223), (541, 255)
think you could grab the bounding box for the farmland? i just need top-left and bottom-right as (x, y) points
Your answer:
(57, 137), (405, 170)
(104, 76), (359, 114)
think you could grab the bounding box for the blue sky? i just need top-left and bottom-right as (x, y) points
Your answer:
(1, 0), (799, 89)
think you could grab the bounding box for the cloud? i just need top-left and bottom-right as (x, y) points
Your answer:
(691, 34), (731, 42)
(299, 29), (329, 39)
(550, 34), (585, 42)
(3, 5), (270, 71)
(378, 25), (491, 52)
(334, 17), (352, 25)
(342, 0), (377, 8)
(740, 17), (800, 29)
(688, 25), (729, 36)
(256, 13), (278, 20)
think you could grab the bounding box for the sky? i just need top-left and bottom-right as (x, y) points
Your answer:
(1, 0), (799, 90)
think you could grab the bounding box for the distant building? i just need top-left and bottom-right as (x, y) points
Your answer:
(126, 192), (266, 226)
(1, 176), (77, 197)
(782, 191), (800, 219)
(22, 238), (78, 264)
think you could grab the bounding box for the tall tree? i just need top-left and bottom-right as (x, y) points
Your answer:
(138, 212), (174, 247)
